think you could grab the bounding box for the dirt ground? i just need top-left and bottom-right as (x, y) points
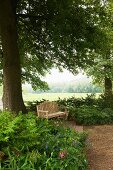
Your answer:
(84, 125), (113, 170)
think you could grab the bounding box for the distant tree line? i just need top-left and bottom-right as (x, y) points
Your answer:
(32, 81), (103, 94)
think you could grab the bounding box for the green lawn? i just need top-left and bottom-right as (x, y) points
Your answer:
(23, 93), (100, 102)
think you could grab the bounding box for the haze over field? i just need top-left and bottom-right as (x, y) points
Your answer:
(22, 69), (102, 94)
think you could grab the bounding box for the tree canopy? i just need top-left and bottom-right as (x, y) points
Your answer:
(11, 0), (112, 88)
(85, 1), (113, 94)
(0, 0), (113, 112)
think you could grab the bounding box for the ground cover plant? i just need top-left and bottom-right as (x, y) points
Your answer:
(0, 112), (87, 170)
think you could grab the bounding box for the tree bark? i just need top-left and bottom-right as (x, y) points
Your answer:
(0, 0), (27, 113)
(104, 77), (112, 96)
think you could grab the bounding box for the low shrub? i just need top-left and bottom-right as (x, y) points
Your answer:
(58, 94), (113, 125)
(0, 112), (88, 170)
(25, 93), (113, 125)
(74, 106), (113, 125)
(57, 94), (97, 108)
(96, 94), (113, 109)
(26, 99), (47, 112)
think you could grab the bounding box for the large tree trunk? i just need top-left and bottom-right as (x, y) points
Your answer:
(104, 77), (112, 96)
(0, 0), (27, 113)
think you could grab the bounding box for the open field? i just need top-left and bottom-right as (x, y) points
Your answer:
(23, 93), (100, 102)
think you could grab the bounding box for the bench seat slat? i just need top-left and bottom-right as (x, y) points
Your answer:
(47, 112), (66, 118)
(42, 112), (67, 118)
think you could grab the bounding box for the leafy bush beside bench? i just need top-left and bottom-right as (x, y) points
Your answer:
(57, 94), (113, 125)
(74, 106), (113, 125)
(0, 112), (88, 170)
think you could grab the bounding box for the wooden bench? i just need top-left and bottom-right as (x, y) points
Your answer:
(36, 101), (68, 119)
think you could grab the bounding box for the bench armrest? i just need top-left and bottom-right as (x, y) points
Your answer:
(36, 105), (49, 118)
(60, 106), (68, 118)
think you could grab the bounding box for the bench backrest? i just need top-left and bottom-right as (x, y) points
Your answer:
(38, 101), (59, 114)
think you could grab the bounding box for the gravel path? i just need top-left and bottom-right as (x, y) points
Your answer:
(64, 120), (83, 132)
(84, 125), (113, 170)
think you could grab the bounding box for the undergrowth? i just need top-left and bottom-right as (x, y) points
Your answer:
(0, 112), (87, 170)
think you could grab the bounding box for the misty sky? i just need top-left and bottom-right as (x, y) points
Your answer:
(43, 68), (91, 83)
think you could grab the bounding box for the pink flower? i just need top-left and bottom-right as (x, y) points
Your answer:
(59, 151), (67, 159)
